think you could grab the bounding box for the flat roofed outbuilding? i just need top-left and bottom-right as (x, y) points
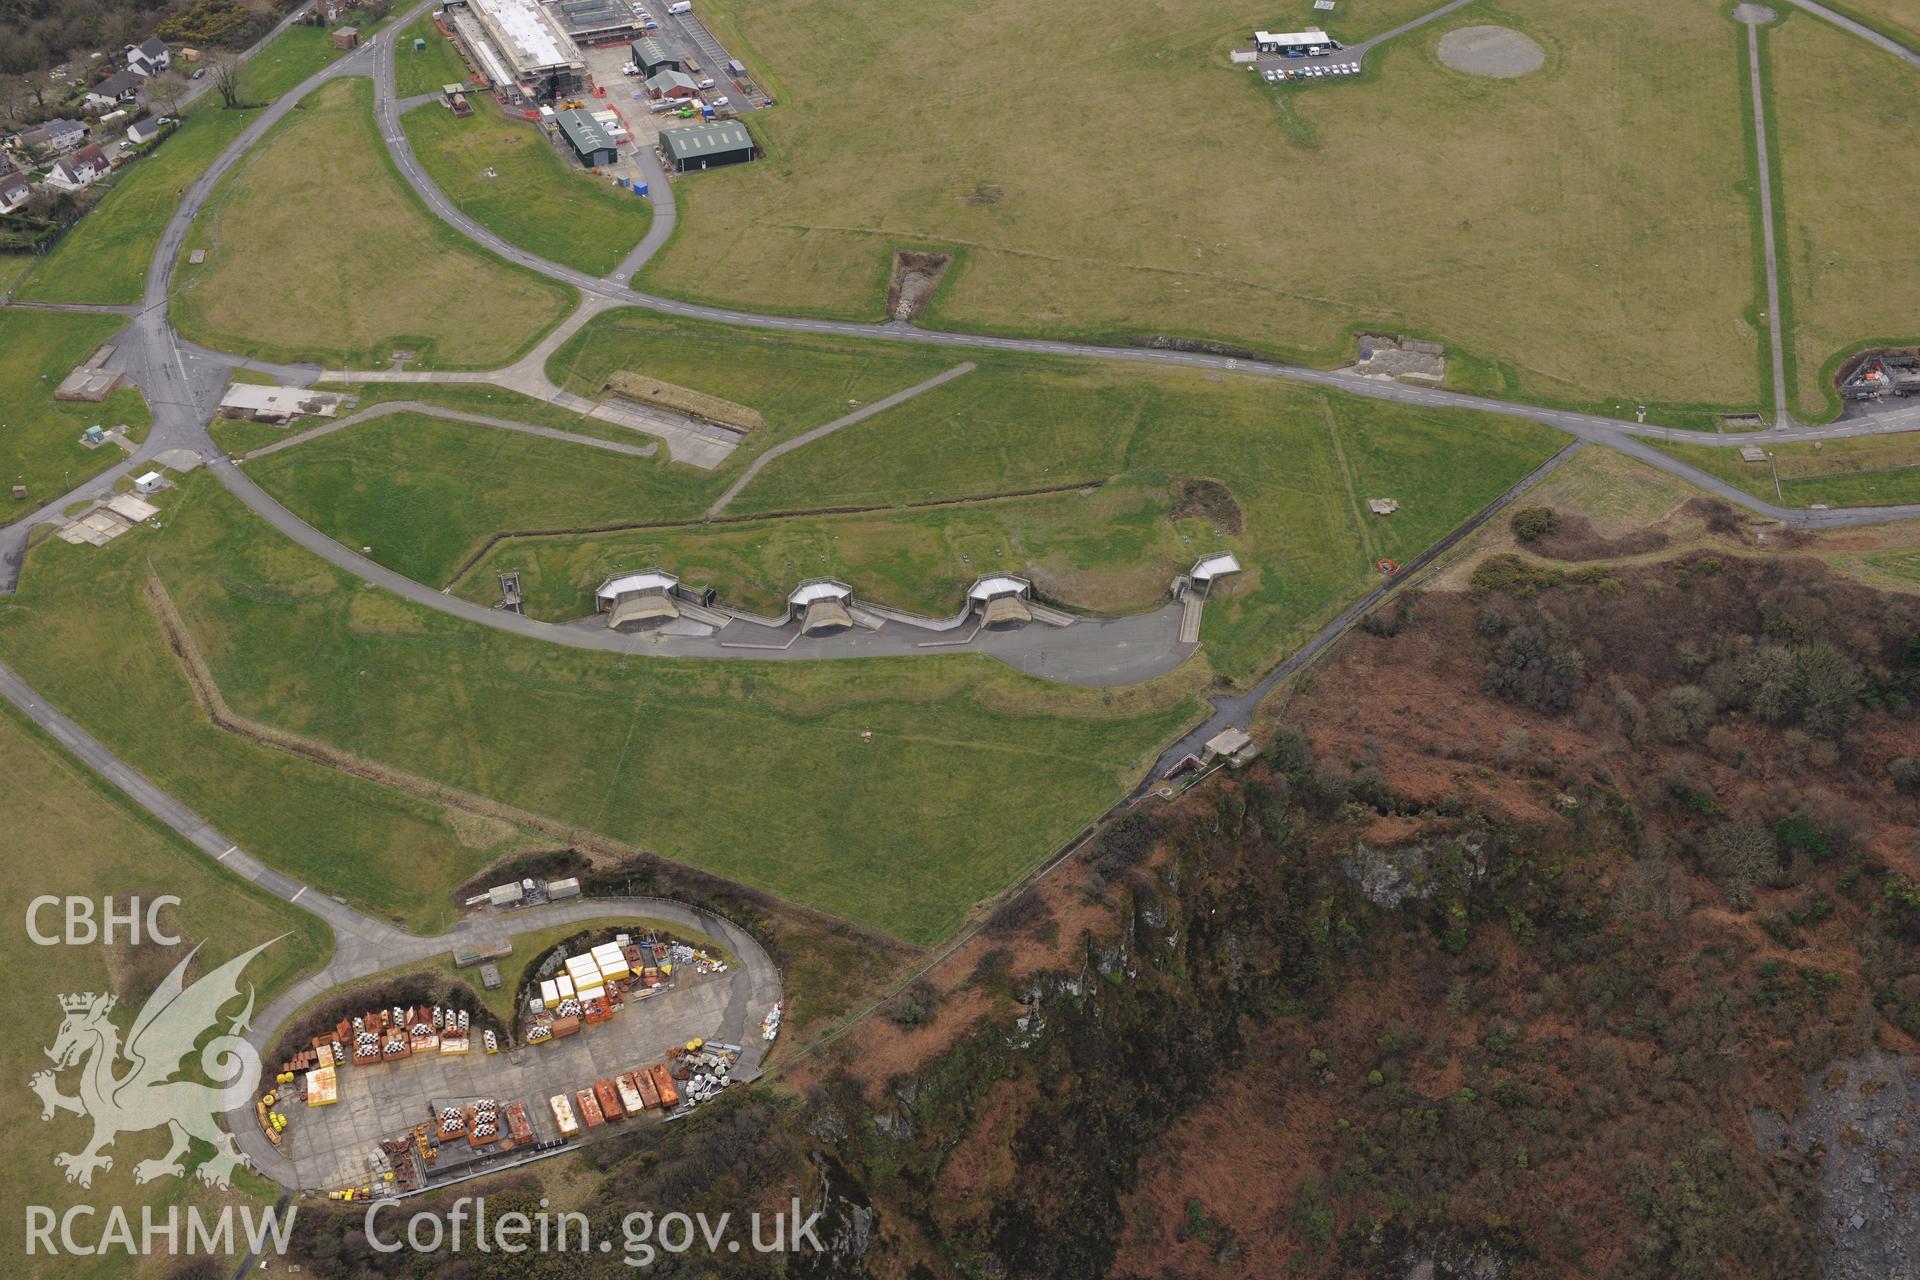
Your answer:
(1253, 28), (1335, 53)
(658, 120), (757, 172)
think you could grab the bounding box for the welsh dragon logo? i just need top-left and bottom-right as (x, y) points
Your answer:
(29, 938), (278, 1189)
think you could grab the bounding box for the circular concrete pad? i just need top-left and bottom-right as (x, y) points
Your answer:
(1733, 3), (1778, 23)
(1437, 25), (1546, 78)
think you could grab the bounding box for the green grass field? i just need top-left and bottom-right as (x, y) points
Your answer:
(13, 107), (258, 305)
(172, 78), (574, 369)
(0, 310), (153, 523)
(640, 0), (1758, 414)
(0, 474), (1203, 944)
(260, 310), (1563, 682)
(394, 14), (473, 97)
(400, 96), (650, 276)
(1652, 434), (1920, 509)
(1829, 0), (1920, 48)
(1768, 14), (1920, 420)
(237, 17), (386, 103)
(0, 703), (331, 1277)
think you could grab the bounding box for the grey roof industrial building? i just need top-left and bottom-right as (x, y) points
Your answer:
(631, 36), (679, 75)
(556, 107), (619, 167)
(658, 121), (757, 172)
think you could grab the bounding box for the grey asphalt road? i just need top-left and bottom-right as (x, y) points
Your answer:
(1742, 10), (1793, 427)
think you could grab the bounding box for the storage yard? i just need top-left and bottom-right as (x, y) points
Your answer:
(253, 918), (779, 1194)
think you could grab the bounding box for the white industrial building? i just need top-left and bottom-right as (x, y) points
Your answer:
(445, 0), (587, 97)
(1254, 28), (1338, 56)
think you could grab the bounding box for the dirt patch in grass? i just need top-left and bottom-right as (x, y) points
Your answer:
(1528, 511), (1670, 561)
(885, 250), (951, 322)
(601, 370), (764, 431)
(1170, 477), (1244, 536)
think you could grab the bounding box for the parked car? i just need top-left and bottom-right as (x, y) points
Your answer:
(190, 67), (205, 79)
(697, 77), (715, 89)
(710, 95), (728, 107)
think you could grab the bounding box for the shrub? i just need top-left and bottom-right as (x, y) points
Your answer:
(1655, 685), (1717, 742)
(1703, 819), (1778, 910)
(886, 979), (938, 1028)
(1485, 624), (1585, 714)
(1888, 757), (1920, 794)
(1510, 506), (1561, 543)
(1265, 725), (1313, 775)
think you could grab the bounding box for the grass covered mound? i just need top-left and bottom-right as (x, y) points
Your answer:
(171, 78), (574, 369)
(603, 370), (765, 431)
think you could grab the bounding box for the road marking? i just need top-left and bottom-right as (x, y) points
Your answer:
(290, 886), (307, 903)
(217, 845), (237, 861)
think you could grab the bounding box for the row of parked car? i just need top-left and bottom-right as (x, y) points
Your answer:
(1263, 63), (1359, 82)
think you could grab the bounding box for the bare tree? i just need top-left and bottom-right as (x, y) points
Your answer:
(146, 69), (187, 120)
(211, 53), (242, 109)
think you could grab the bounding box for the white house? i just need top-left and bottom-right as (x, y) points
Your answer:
(44, 143), (110, 191)
(85, 65), (149, 111)
(127, 38), (170, 74)
(0, 173), (30, 213)
(126, 117), (166, 146)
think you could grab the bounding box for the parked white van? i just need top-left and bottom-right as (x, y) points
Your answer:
(667, 1), (691, 13)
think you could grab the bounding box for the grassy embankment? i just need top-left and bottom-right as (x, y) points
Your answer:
(394, 13), (473, 97)
(1653, 435), (1920, 510)
(0, 311), (153, 522)
(0, 472), (1205, 944)
(171, 78), (573, 369)
(643, 0), (1759, 418)
(0, 704), (331, 1278)
(13, 107), (257, 304)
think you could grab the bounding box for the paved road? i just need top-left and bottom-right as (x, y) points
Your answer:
(1786, 0), (1920, 70)
(1741, 8), (1794, 427)
(0, 653), (783, 1189)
